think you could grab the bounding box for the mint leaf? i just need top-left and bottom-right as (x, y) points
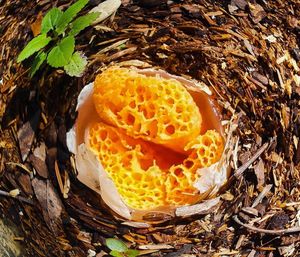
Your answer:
(69, 12), (100, 36)
(29, 52), (47, 77)
(64, 51), (87, 77)
(106, 239), (128, 253)
(110, 250), (124, 257)
(41, 7), (63, 34)
(47, 36), (75, 67)
(17, 34), (51, 62)
(56, 0), (89, 34)
(126, 249), (139, 257)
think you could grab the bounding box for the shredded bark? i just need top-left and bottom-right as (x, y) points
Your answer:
(1, 0), (300, 256)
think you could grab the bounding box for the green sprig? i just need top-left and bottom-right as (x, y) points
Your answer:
(106, 238), (140, 257)
(17, 0), (100, 77)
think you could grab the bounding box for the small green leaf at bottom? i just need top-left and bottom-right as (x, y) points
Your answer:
(64, 51), (87, 77)
(106, 238), (128, 253)
(29, 51), (47, 77)
(110, 250), (124, 257)
(126, 249), (140, 257)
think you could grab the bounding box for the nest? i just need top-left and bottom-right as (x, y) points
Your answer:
(0, 0), (300, 256)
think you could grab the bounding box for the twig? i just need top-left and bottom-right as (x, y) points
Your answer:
(251, 184), (272, 208)
(233, 215), (300, 235)
(138, 244), (174, 250)
(224, 140), (272, 187)
(0, 189), (33, 205)
(234, 140), (271, 178)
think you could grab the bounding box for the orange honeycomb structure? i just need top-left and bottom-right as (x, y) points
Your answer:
(165, 130), (224, 206)
(93, 67), (202, 153)
(88, 121), (166, 210)
(88, 122), (224, 210)
(87, 67), (225, 211)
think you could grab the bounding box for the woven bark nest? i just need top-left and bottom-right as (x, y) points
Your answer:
(0, 0), (300, 256)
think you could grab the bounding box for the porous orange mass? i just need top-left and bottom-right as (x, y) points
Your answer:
(88, 122), (166, 210)
(88, 122), (223, 209)
(89, 67), (224, 210)
(93, 67), (202, 153)
(165, 130), (224, 206)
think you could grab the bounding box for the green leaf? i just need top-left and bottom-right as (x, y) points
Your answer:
(106, 238), (128, 253)
(69, 12), (100, 36)
(47, 36), (75, 67)
(64, 51), (87, 77)
(126, 249), (139, 257)
(29, 51), (47, 77)
(17, 34), (51, 62)
(110, 250), (124, 257)
(41, 7), (63, 33)
(55, 0), (89, 34)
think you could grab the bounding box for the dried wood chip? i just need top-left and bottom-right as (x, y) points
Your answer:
(175, 197), (220, 217)
(142, 212), (174, 222)
(252, 72), (268, 86)
(247, 250), (256, 257)
(17, 111), (40, 161)
(263, 35), (277, 43)
(244, 40), (256, 57)
(6, 162), (32, 174)
(248, 3), (266, 24)
(63, 170), (70, 199)
(55, 161), (66, 198)
(17, 173), (33, 195)
(286, 16), (299, 28)
(242, 207), (259, 217)
(9, 189), (20, 197)
(278, 244), (295, 256)
(230, 0), (248, 10)
(267, 212), (289, 230)
(31, 178), (64, 235)
(268, 152), (283, 164)
(281, 105), (290, 130)
(235, 234), (245, 249)
(94, 39), (129, 55)
(29, 142), (48, 178)
(137, 250), (160, 255)
(228, 4), (239, 14)
(30, 11), (43, 36)
(138, 244), (174, 250)
(182, 4), (201, 14)
(281, 234), (300, 246)
(221, 191), (234, 201)
(253, 159), (265, 188)
(251, 184), (272, 208)
(235, 142), (269, 178)
(122, 221), (151, 228)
